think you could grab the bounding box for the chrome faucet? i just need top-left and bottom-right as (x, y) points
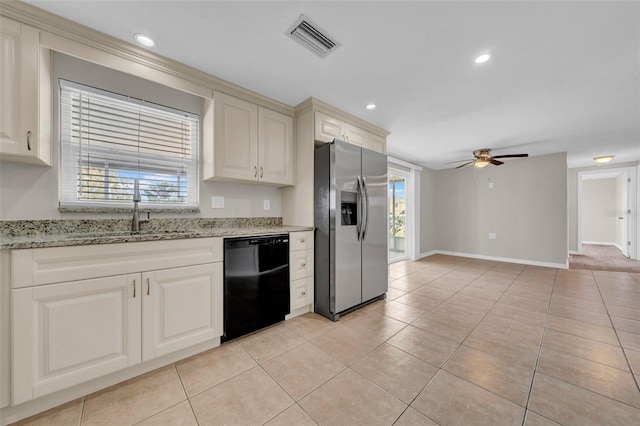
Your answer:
(132, 179), (150, 233)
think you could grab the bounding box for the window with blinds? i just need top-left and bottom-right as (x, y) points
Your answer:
(59, 80), (199, 209)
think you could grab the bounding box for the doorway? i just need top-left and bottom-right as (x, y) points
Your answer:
(575, 166), (639, 268)
(388, 170), (409, 262)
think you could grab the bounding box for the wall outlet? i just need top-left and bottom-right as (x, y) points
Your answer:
(211, 196), (224, 209)
(488, 182), (494, 189)
(489, 233), (497, 240)
(263, 200), (270, 211)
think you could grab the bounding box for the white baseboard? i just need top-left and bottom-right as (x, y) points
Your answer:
(568, 250), (580, 255)
(419, 250), (568, 270)
(581, 241), (617, 246)
(419, 250), (439, 259)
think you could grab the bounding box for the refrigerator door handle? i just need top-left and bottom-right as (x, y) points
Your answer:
(356, 175), (363, 241)
(362, 176), (370, 241)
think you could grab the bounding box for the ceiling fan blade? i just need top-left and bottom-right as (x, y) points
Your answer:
(490, 153), (529, 159)
(454, 161), (475, 169)
(490, 159), (504, 166)
(446, 159), (474, 164)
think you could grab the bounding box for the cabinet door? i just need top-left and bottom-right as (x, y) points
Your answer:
(344, 124), (367, 147)
(12, 274), (141, 404)
(0, 17), (51, 166)
(366, 133), (386, 153)
(213, 91), (258, 181)
(142, 263), (223, 361)
(258, 107), (294, 185)
(314, 111), (343, 143)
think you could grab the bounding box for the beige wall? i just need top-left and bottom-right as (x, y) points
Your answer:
(431, 152), (568, 266)
(0, 53), (282, 220)
(419, 167), (437, 253)
(582, 179), (617, 243)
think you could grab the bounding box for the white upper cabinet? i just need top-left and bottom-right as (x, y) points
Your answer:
(211, 92), (258, 181)
(314, 111), (385, 153)
(203, 91), (295, 185)
(258, 107), (294, 185)
(0, 16), (51, 166)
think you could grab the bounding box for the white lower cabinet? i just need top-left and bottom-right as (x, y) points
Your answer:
(12, 274), (142, 404)
(142, 263), (223, 361)
(289, 231), (314, 312)
(10, 238), (223, 405)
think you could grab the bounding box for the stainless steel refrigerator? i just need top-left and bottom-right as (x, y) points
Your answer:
(314, 139), (388, 321)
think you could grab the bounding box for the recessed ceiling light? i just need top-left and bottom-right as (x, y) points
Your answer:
(134, 34), (155, 47)
(594, 155), (614, 163)
(474, 53), (491, 64)
(366, 104), (376, 110)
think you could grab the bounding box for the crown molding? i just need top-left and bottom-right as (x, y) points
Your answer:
(295, 97), (390, 138)
(0, 0), (294, 116)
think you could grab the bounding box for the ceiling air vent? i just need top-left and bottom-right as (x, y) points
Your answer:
(286, 14), (340, 58)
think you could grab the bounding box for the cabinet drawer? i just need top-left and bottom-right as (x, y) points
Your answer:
(290, 231), (313, 252)
(290, 249), (313, 280)
(11, 238), (223, 288)
(291, 276), (313, 310)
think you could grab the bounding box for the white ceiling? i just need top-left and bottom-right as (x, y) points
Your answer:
(26, 0), (640, 170)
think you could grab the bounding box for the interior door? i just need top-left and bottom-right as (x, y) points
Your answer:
(333, 140), (363, 313)
(361, 147), (388, 302)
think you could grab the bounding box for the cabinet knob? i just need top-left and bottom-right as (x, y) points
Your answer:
(301, 290), (306, 296)
(301, 262), (306, 267)
(300, 238), (305, 243)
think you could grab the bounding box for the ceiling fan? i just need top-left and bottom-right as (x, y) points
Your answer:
(448, 149), (529, 169)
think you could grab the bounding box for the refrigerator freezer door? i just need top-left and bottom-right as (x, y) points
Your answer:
(334, 140), (363, 313)
(361, 147), (388, 302)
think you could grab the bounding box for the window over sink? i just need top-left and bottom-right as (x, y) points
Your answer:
(59, 80), (199, 209)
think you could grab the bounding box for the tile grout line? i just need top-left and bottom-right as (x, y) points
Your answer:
(521, 267), (558, 426)
(172, 363), (201, 426)
(591, 271), (640, 392)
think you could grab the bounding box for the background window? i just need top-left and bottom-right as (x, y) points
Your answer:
(59, 80), (199, 209)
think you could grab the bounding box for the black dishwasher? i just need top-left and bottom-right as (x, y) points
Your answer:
(222, 235), (290, 342)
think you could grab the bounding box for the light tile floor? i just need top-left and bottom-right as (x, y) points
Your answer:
(13, 254), (640, 425)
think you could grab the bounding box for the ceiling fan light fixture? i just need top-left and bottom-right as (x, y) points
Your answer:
(475, 160), (490, 168)
(594, 155), (614, 163)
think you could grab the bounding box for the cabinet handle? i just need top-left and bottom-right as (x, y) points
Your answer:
(27, 131), (31, 151)
(133, 280), (136, 298)
(254, 166), (257, 178)
(260, 167), (263, 178)
(147, 278), (150, 295)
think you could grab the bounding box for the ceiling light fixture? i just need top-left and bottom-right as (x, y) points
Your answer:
(594, 155), (614, 164)
(474, 53), (491, 64)
(474, 160), (490, 168)
(366, 104), (376, 110)
(134, 34), (155, 47)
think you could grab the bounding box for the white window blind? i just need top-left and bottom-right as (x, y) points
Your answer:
(60, 79), (199, 209)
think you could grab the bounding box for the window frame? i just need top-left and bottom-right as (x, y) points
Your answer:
(58, 79), (200, 211)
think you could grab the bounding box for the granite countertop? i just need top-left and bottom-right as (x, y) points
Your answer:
(0, 218), (314, 250)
